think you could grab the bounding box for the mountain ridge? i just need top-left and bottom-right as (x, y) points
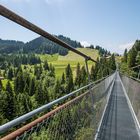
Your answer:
(0, 35), (110, 56)
(0, 35), (82, 55)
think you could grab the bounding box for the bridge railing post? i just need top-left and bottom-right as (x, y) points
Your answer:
(85, 58), (90, 84)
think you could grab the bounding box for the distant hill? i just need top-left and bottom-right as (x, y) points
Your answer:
(0, 35), (110, 56)
(0, 35), (83, 55)
(23, 35), (83, 55)
(0, 39), (24, 54)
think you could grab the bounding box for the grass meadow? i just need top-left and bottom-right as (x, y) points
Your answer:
(39, 48), (99, 78)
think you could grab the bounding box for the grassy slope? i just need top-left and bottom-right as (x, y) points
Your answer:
(39, 48), (99, 78)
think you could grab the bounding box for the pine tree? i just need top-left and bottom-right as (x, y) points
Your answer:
(90, 65), (96, 81)
(54, 79), (61, 99)
(61, 72), (65, 84)
(29, 77), (36, 96)
(16, 93), (32, 115)
(15, 66), (22, 77)
(0, 70), (2, 76)
(35, 81), (43, 105)
(14, 70), (24, 93)
(34, 64), (42, 80)
(4, 81), (16, 120)
(75, 63), (81, 87)
(0, 80), (3, 90)
(94, 58), (100, 80)
(65, 64), (74, 93)
(0, 90), (7, 124)
(128, 48), (137, 67)
(109, 54), (116, 70)
(23, 72), (30, 92)
(35, 81), (48, 105)
(97, 68), (102, 79)
(42, 79), (50, 103)
(54, 79), (66, 99)
(136, 51), (140, 65)
(22, 93), (32, 113)
(44, 60), (49, 71)
(49, 63), (55, 77)
(123, 49), (128, 63)
(80, 66), (87, 85)
(100, 57), (109, 77)
(34, 64), (38, 76)
(65, 64), (72, 79)
(7, 67), (14, 80)
(66, 75), (74, 93)
(39, 64), (43, 74)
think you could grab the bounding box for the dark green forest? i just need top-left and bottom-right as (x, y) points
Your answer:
(0, 35), (110, 56)
(120, 40), (140, 78)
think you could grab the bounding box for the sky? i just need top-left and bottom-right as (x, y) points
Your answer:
(0, 0), (140, 54)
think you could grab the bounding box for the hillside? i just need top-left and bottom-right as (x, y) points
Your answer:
(39, 48), (99, 78)
(58, 48), (98, 61)
(0, 35), (110, 57)
(0, 35), (82, 55)
(0, 35), (111, 78)
(23, 35), (83, 55)
(0, 39), (24, 53)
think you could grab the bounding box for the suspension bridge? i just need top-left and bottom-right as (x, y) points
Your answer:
(0, 5), (140, 140)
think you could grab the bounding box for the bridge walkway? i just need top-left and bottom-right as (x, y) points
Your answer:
(97, 73), (140, 140)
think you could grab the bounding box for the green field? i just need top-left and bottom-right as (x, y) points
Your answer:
(39, 48), (99, 78)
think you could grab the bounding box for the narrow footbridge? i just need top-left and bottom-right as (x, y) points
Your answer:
(1, 71), (140, 140)
(95, 72), (140, 140)
(0, 5), (140, 140)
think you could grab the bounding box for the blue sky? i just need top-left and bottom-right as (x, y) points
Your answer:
(0, 0), (140, 54)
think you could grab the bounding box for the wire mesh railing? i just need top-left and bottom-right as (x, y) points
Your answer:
(0, 73), (115, 140)
(120, 73), (140, 124)
(94, 72), (116, 140)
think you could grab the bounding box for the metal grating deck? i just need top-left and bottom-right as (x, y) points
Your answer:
(97, 73), (140, 140)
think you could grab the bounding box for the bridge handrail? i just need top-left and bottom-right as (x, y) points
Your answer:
(119, 72), (140, 83)
(119, 72), (140, 137)
(0, 72), (115, 134)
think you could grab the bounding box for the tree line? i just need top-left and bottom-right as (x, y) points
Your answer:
(121, 40), (140, 77)
(0, 36), (111, 57)
(0, 53), (41, 69)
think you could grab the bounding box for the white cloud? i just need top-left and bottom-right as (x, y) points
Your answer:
(80, 41), (91, 47)
(118, 42), (134, 51)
